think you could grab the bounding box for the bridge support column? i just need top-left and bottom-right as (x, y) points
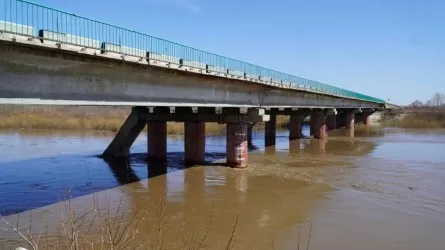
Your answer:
(147, 121), (167, 160)
(363, 111), (374, 125)
(310, 116), (315, 136)
(247, 123), (255, 148)
(344, 110), (356, 137)
(346, 111), (355, 129)
(227, 123), (248, 168)
(312, 110), (327, 139)
(354, 112), (364, 124)
(289, 110), (309, 140)
(327, 114), (337, 130)
(184, 122), (206, 165)
(336, 112), (345, 128)
(265, 111), (277, 147)
(102, 107), (147, 157)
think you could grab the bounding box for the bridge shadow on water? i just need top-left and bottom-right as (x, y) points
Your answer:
(0, 126), (382, 216)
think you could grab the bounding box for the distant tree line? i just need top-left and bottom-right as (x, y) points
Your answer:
(409, 92), (445, 108)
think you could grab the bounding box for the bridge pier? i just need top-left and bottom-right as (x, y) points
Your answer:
(226, 123), (248, 168)
(265, 110), (277, 147)
(289, 110), (309, 140)
(103, 106), (268, 168)
(147, 121), (167, 161)
(184, 122), (206, 165)
(354, 112), (364, 124)
(247, 123), (255, 148)
(346, 110), (355, 129)
(310, 116), (315, 136)
(362, 111), (374, 125)
(312, 109), (327, 139)
(336, 112), (346, 128)
(327, 113), (337, 130)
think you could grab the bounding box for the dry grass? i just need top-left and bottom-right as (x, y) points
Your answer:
(276, 116), (290, 129)
(0, 105), (225, 134)
(0, 105), (289, 134)
(0, 105), (129, 132)
(382, 113), (445, 129)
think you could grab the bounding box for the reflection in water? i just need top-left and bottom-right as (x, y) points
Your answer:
(1, 126), (445, 249)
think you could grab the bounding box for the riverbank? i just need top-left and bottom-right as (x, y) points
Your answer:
(380, 108), (445, 129)
(0, 105), (289, 134)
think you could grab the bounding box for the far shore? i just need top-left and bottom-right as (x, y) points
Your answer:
(380, 108), (445, 129)
(1, 105), (444, 133)
(0, 105), (289, 134)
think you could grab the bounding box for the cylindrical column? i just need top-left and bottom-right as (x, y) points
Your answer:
(363, 112), (372, 125)
(310, 115), (315, 135)
(346, 111), (355, 129)
(327, 114), (337, 130)
(184, 122), (205, 165)
(226, 123), (248, 168)
(336, 112), (345, 128)
(312, 110), (327, 139)
(265, 114), (276, 147)
(289, 113), (305, 140)
(247, 123), (254, 148)
(147, 121), (167, 160)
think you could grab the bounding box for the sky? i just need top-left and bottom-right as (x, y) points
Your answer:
(28, 0), (445, 105)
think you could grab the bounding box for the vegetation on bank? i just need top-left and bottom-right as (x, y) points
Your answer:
(382, 114), (445, 129)
(385, 92), (445, 128)
(381, 108), (445, 129)
(0, 105), (290, 134)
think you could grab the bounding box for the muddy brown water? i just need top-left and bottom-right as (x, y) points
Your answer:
(0, 126), (444, 249)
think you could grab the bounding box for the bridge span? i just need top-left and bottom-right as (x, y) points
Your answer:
(0, 0), (387, 168)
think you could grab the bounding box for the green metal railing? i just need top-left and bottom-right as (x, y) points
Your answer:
(0, 0), (385, 104)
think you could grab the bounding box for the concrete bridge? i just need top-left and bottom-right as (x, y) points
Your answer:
(0, 0), (387, 168)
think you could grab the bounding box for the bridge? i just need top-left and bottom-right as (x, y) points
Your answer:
(0, 0), (387, 168)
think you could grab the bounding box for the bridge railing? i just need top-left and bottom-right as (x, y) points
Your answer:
(0, 0), (384, 104)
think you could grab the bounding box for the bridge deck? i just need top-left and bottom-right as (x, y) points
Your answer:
(0, 0), (384, 105)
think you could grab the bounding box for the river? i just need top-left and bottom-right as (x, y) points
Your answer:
(0, 125), (444, 249)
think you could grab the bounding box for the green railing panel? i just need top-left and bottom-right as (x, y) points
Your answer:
(0, 0), (385, 104)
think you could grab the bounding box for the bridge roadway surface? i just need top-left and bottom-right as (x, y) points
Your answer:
(0, 1), (387, 168)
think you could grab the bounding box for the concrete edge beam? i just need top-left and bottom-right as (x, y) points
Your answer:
(0, 36), (386, 108)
